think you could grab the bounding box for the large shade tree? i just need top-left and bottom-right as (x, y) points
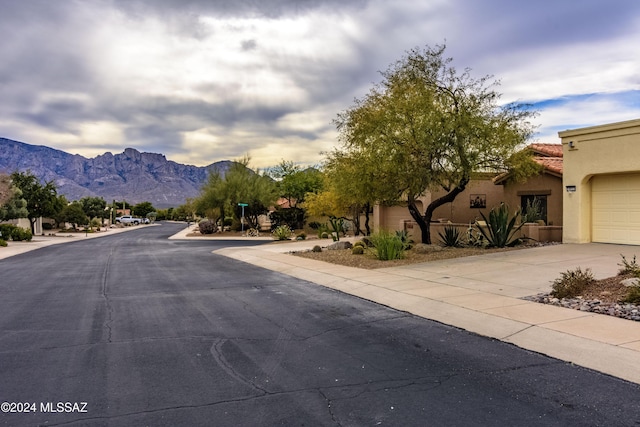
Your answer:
(305, 151), (380, 236)
(196, 158), (278, 230)
(0, 173), (28, 221)
(80, 196), (108, 224)
(334, 44), (538, 244)
(132, 201), (156, 219)
(268, 160), (324, 229)
(10, 171), (60, 234)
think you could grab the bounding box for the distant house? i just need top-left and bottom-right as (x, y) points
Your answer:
(373, 143), (564, 242)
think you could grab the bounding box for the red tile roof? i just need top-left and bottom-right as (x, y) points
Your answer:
(529, 143), (562, 175)
(529, 143), (563, 158)
(493, 143), (563, 184)
(533, 156), (563, 175)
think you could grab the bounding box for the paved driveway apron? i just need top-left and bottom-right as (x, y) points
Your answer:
(1, 224), (639, 426)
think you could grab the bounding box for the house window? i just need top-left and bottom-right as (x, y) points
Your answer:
(521, 195), (547, 224)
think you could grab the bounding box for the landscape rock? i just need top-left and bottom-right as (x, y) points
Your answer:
(621, 277), (640, 287)
(523, 293), (639, 322)
(327, 241), (353, 250)
(413, 244), (443, 254)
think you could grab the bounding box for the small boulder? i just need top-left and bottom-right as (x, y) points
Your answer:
(621, 277), (640, 287)
(413, 243), (443, 254)
(328, 241), (353, 250)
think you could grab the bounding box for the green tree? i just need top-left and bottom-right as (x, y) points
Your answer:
(10, 171), (59, 234)
(80, 196), (108, 225)
(268, 160), (323, 208)
(224, 159), (278, 229)
(0, 173), (11, 206)
(268, 160), (323, 229)
(132, 201), (156, 219)
(0, 174), (29, 221)
(334, 44), (537, 243)
(52, 195), (69, 228)
(195, 172), (227, 224)
(318, 150), (380, 235)
(196, 157), (278, 230)
(58, 202), (88, 230)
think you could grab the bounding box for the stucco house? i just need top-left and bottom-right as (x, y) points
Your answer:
(495, 143), (563, 227)
(374, 143), (564, 242)
(559, 118), (640, 244)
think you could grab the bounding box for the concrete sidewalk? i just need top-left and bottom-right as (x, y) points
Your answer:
(213, 240), (640, 385)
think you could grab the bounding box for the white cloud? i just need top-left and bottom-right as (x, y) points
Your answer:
(1, 0), (639, 169)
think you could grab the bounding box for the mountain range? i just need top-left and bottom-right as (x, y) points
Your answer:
(0, 138), (230, 208)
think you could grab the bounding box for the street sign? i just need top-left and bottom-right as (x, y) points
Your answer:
(238, 203), (248, 232)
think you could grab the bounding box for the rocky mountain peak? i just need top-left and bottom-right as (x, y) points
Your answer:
(0, 138), (230, 208)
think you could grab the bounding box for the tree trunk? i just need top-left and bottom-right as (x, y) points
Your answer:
(409, 176), (470, 244)
(351, 205), (361, 236)
(29, 217), (36, 235)
(364, 203), (371, 236)
(407, 196), (430, 243)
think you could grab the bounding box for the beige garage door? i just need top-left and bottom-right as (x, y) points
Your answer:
(592, 174), (640, 244)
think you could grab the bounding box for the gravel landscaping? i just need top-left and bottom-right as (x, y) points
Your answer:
(291, 245), (519, 270)
(524, 274), (640, 322)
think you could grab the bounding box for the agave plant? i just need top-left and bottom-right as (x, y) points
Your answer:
(438, 225), (462, 247)
(476, 203), (523, 248)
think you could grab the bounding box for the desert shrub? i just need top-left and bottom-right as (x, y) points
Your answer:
(521, 197), (544, 223)
(360, 236), (374, 247)
(550, 267), (595, 299)
(618, 254), (640, 276)
(315, 223), (330, 238)
(198, 220), (216, 235)
(622, 286), (640, 304)
(42, 223), (53, 230)
(0, 238), (7, 247)
(0, 224), (17, 240)
(269, 207), (305, 230)
(296, 232), (307, 240)
(247, 228), (260, 237)
(439, 226), (462, 247)
(272, 225), (293, 240)
(328, 217), (345, 241)
(353, 241), (366, 249)
(466, 224), (486, 247)
(308, 221), (322, 230)
(395, 230), (414, 250)
(352, 246), (365, 255)
(11, 227), (32, 242)
(90, 217), (102, 229)
(312, 245), (322, 253)
(476, 203), (523, 248)
(370, 229), (405, 261)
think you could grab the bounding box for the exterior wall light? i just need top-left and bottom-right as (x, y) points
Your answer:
(566, 185), (577, 193)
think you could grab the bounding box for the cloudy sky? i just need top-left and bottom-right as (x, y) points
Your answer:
(1, 0), (639, 168)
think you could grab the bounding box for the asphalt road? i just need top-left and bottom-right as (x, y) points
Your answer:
(1, 223), (639, 426)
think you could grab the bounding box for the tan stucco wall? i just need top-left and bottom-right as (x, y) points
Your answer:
(373, 202), (419, 231)
(559, 118), (640, 243)
(430, 179), (504, 224)
(501, 173), (563, 226)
